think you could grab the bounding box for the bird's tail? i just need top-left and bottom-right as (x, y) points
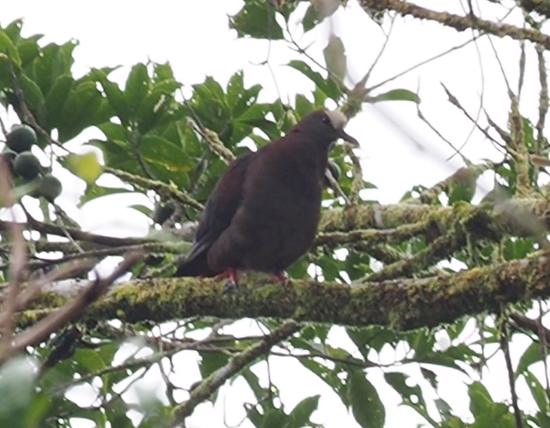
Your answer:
(173, 252), (216, 277)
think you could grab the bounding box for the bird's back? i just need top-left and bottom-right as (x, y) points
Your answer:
(207, 136), (328, 273)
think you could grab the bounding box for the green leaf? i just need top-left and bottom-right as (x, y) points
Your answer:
(287, 60), (342, 100)
(347, 369), (385, 428)
(516, 342), (542, 375)
(4, 19), (23, 42)
(288, 395), (320, 428)
(137, 79), (181, 133)
(302, 0), (340, 32)
(262, 409), (289, 428)
(229, 0), (285, 40)
(125, 63), (150, 115)
(153, 62), (175, 82)
(0, 356), (37, 428)
(58, 81), (104, 142)
(17, 35), (42, 67)
(79, 183), (131, 207)
(96, 71), (130, 124)
(138, 134), (193, 188)
(0, 29), (21, 65)
(524, 371), (550, 428)
(65, 152), (103, 184)
(19, 73), (45, 114)
(384, 372), (428, 410)
(371, 89), (420, 104)
(323, 34), (347, 82)
(45, 74), (74, 130)
(129, 204), (153, 218)
(73, 348), (105, 373)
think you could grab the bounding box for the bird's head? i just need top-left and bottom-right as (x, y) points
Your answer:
(292, 109), (359, 149)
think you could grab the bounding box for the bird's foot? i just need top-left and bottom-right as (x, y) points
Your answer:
(215, 268), (239, 293)
(267, 271), (290, 286)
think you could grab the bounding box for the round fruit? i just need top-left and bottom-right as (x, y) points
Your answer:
(6, 124), (37, 153)
(22, 177), (41, 198)
(37, 174), (62, 202)
(153, 202), (175, 225)
(13, 151), (41, 179)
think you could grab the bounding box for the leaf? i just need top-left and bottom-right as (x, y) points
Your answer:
(125, 63), (150, 115)
(96, 71), (130, 124)
(0, 356), (37, 428)
(384, 372), (427, 410)
(129, 204), (153, 218)
(138, 134), (193, 188)
(229, 0), (285, 40)
(19, 73), (45, 114)
(287, 60), (342, 100)
(73, 348), (105, 374)
(524, 371), (550, 428)
(17, 35), (42, 67)
(0, 29), (21, 64)
(371, 89), (420, 104)
(153, 62), (175, 82)
(58, 81), (104, 142)
(137, 79), (181, 133)
(65, 152), (103, 184)
(45, 74), (74, 130)
(261, 410), (289, 428)
(323, 34), (347, 82)
(347, 369), (385, 428)
(516, 341), (542, 375)
(79, 183), (131, 207)
(288, 395), (320, 427)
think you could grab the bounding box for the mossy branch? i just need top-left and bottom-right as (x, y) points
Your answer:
(104, 166), (204, 211)
(16, 252), (550, 331)
(358, 0), (550, 50)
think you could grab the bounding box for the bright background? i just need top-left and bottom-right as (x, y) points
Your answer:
(1, 1), (544, 427)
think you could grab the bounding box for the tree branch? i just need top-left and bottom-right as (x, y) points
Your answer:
(14, 252), (550, 332)
(358, 0), (550, 50)
(171, 320), (299, 424)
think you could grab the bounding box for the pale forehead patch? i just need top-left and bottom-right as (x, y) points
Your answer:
(324, 110), (348, 130)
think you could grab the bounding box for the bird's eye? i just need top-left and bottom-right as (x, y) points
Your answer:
(321, 116), (331, 125)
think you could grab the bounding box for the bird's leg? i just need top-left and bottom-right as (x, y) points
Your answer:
(214, 268), (239, 292)
(267, 271), (289, 286)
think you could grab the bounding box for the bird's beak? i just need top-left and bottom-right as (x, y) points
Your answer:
(338, 129), (360, 148)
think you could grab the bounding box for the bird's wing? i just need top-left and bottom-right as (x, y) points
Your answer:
(174, 151), (255, 276)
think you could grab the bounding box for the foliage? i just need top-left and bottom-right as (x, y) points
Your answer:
(0, 1), (548, 427)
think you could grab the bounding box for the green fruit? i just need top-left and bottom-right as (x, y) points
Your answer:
(13, 151), (41, 179)
(153, 202), (175, 224)
(22, 177), (40, 198)
(37, 174), (62, 202)
(6, 125), (37, 153)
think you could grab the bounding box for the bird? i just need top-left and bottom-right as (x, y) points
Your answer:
(174, 109), (359, 287)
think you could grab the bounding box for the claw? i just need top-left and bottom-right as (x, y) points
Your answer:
(215, 268), (239, 292)
(267, 271), (289, 286)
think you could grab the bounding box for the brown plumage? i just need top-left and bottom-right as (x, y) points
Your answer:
(174, 109), (359, 286)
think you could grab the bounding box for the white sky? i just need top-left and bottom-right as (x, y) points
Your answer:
(1, 1), (549, 427)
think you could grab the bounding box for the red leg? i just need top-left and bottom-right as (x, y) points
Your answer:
(267, 271), (289, 286)
(214, 268), (239, 289)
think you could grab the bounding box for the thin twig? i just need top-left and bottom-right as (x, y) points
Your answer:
(171, 320), (300, 424)
(0, 157), (27, 353)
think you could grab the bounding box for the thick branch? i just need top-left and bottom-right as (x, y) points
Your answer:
(16, 252), (550, 331)
(358, 0), (550, 50)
